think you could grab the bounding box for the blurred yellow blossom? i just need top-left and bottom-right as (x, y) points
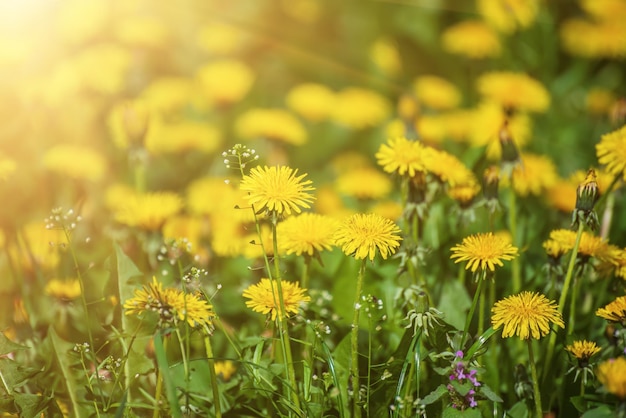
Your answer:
(108, 99), (151, 149)
(560, 18), (626, 58)
(114, 192), (184, 231)
(442, 20), (501, 59)
(286, 83), (336, 122)
(57, 0), (109, 44)
(140, 76), (194, 115)
(45, 278), (81, 302)
(162, 215), (204, 255)
(597, 124), (626, 180)
(586, 88), (617, 115)
(414, 76), (461, 110)
(15, 222), (67, 272)
(580, 0), (626, 21)
(478, 0), (540, 34)
(423, 148), (477, 188)
(597, 357), (626, 398)
(73, 43), (131, 95)
(43, 144), (106, 182)
(214, 361), (237, 381)
(332, 87), (391, 129)
(370, 38), (402, 76)
(196, 59), (255, 106)
(235, 108), (307, 145)
(508, 153), (558, 197)
(336, 167), (392, 200)
(145, 118), (222, 155)
(477, 72), (550, 113)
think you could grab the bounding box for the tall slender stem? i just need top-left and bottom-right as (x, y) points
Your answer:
(543, 221), (584, 381)
(153, 336), (167, 418)
(351, 260), (367, 418)
(509, 189), (521, 292)
(527, 339), (543, 418)
(203, 331), (222, 418)
(462, 272), (485, 347)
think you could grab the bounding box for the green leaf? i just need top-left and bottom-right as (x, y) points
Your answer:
(570, 395), (586, 413)
(114, 242), (143, 304)
(506, 401), (530, 418)
(421, 384), (448, 406)
(442, 406), (482, 418)
(437, 279), (471, 331)
(480, 383), (503, 403)
(13, 393), (47, 418)
(153, 333), (182, 418)
(47, 327), (84, 416)
(450, 380), (472, 396)
(0, 358), (40, 391)
(581, 405), (615, 418)
(0, 332), (27, 357)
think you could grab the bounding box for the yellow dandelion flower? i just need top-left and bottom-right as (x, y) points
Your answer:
(331, 151), (371, 174)
(235, 108), (307, 146)
(45, 278), (82, 301)
(375, 137), (427, 178)
(423, 148), (477, 187)
(565, 340), (602, 363)
(0, 155), (17, 181)
(15, 221), (67, 272)
(545, 229), (610, 259)
(507, 153), (558, 197)
(560, 18), (626, 58)
(370, 37), (402, 76)
(107, 99), (151, 149)
(370, 200), (403, 222)
(334, 213), (402, 261)
(441, 20), (501, 59)
(336, 167), (392, 200)
(162, 216), (203, 255)
(277, 213), (338, 256)
(596, 296), (626, 324)
(196, 59), (254, 105)
(332, 87), (391, 130)
(597, 124), (626, 180)
(491, 291), (564, 340)
(478, 0), (540, 34)
(144, 118), (222, 155)
(43, 144), (106, 182)
(477, 72), (550, 113)
(73, 43), (131, 95)
(416, 115), (447, 144)
(587, 88), (617, 116)
(240, 166), (315, 215)
(414, 76), (461, 110)
(124, 277), (214, 328)
(242, 278), (310, 320)
(140, 76), (193, 115)
(114, 192), (183, 231)
(448, 183), (481, 207)
(450, 232), (519, 273)
(597, 357), (626, 398)
(286, 83), (336, 122)
(469, 101), (532, 160)
(214, 360), (237, 381)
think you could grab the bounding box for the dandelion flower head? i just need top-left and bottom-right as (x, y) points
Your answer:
(491, 291), (564, 340)
(240, 165), (315, 216)
(478, 0), (540, 34)
(45, 278), (82, 302)
(242, 278), (310, 320)
(597, 124), (626, 180)
(286, 83), (336, 122)
(196, 59), (254, 105)
(422, 147), (477, 187)
(124, 277), (214, 328)
(235, 108), (307, 146)
(114, 191), (183, 231)
(597, 357), (626, 398)
(375, 137), (427, 178)
(450, 232), (518, 273)
(277, 213), (338, 256)
(565, 340), (601, 363)
(596, 296), (626, 325)
(43, 144), (106, 182)
(413, 75), (461, 110)
(477, 72), (550, 113)
(334, 213), (402, 261)
(507, 153), (558, 197)
(369, 37), (402, 76)
(441, 20), (502, 59)
(335, 167), (392, 200)
(332, 87), (391, 130)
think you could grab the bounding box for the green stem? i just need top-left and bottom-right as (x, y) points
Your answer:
(478, 282), (487, 337)
(509, 189), (521, 292)
(351, 259), (367, 418)
(153, 336), (167, 418)
(301, 255), (311, 290)
(543, 221), (584, 381)
(567, 275), (581, 335)
(203, 331), (222, 418)
(527, 339), (543, 418)
(366, 314), (373, 418)
(462, 272), (485, 348)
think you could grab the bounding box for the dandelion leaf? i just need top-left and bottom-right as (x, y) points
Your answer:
(0, 332), (27, 357)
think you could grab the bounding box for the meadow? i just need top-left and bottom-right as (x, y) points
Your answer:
(1, 0), (626, 417)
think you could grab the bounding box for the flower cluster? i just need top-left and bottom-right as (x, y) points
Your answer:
(447, 351), (481, 410)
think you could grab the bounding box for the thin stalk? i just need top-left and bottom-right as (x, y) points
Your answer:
(366, 314), (373, 418)
(543, 221), (584, 381)
(509, 189), (521, 292)
(203, 330), (222, 418)
(351, 259), (367, 418)
(64, 228), (105, 411)
(567, 275), (581, 335)
(270, 212), (301, 414)
(478, 283), (486, 337)
(153, 336), (167, 418)
(462, 272), (485, 348)
(174, 328), (189, 384)
(301, 255), (311, 290)
(527, 339), (543, 418)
